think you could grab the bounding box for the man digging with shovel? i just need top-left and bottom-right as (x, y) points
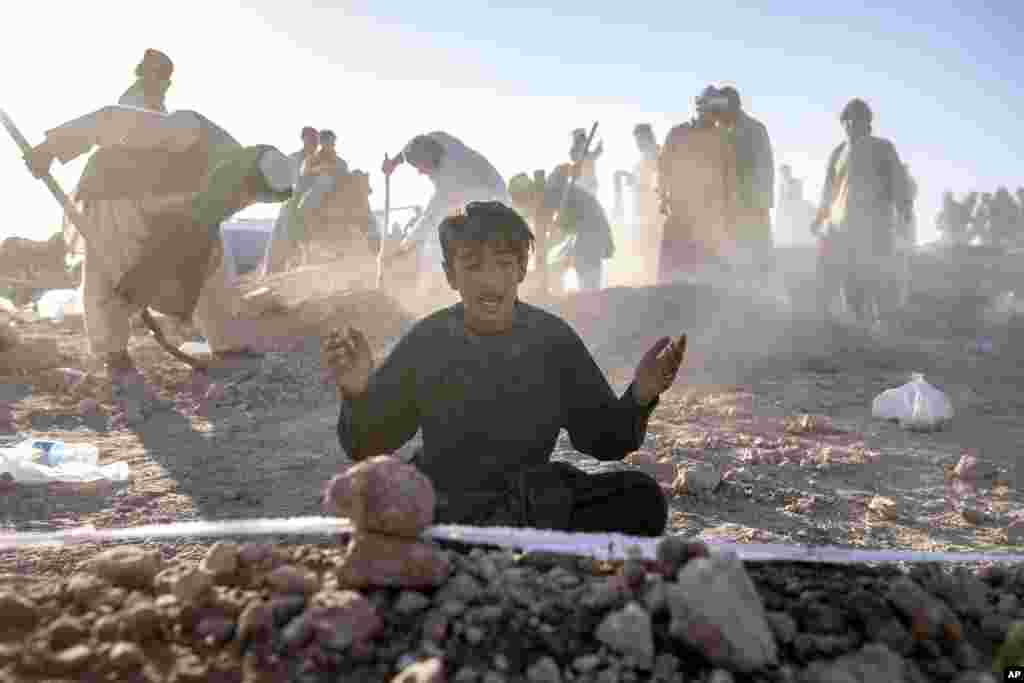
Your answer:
(15, 49), (293, 376)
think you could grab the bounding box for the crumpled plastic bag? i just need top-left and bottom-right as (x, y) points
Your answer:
(36, 289), (82, 321)
(871, 373), (954, 431)
(0, 440), (130, 484)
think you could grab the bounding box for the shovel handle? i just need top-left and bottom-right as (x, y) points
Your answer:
(0, 107), (93, 243)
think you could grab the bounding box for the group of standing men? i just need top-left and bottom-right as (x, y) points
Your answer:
(16, 46), (920, 374)
(937, 186), (1024, 249)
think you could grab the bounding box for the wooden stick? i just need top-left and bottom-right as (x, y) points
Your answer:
(0, 108), (94, 244)
(377, 154), (390, 290)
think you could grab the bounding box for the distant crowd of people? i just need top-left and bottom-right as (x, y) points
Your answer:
(937, 187), (1024, 249)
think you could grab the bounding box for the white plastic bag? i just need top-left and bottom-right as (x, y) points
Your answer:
(0, 440), (130, 484)
(871, 373), (954, 431)
(179, 340), (212, 356)
(36, 289), (83, 321)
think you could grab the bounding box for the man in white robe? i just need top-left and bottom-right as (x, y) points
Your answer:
(382, 132), (509, 296)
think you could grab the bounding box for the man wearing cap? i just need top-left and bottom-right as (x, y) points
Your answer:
(117, 48), (174, 113)
(657, 86), (736, 283)
(263, 126), (320, 276)
(812, 98), (912, 328)
(382, 132), (509, 297)
(715, 86), (775, 278)
(24, 49), (294, 373)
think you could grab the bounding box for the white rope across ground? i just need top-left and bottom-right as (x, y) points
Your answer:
(3, 516), (1024, 565)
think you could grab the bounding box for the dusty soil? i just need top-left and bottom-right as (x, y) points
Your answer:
(2, 274), (1024, 681)
(3, 278), (1024, 571)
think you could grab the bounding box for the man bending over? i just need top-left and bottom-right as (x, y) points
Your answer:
(323, 201), (684, 536)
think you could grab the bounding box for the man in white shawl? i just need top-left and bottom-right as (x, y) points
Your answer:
(25, 49), (293, 373)
(382, 132), (509, 295)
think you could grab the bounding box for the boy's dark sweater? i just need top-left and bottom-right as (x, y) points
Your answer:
(337, 300), (657, 499)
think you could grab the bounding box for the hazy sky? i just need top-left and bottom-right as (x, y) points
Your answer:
(2, 1), (1021, 245)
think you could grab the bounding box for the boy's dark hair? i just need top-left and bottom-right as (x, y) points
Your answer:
(319, 129), (337, 143)
(403, 135), (445, 172)
(439, 201), (535, 267)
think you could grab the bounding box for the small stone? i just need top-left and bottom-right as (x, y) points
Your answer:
(952, 641), (981, 670)
(237, 600), (275, 648)
(0, 591), (39, 636)
(238, 543), (273, 566)
(394, 590), (432, 615)
(454, 666), (481, 682)
(951, 673), (997, 683)
(422, 610), (449, 642)
(441, 600), (466, 617)
(43, 615), (90, 649)
(337, 532), (451, 590)
(200, 542), (240, 578)
(644, 579), (669, 615)
(651, 653), (679, 680)
(119, 601), (163, 642)
(391, 656), (446, 683)
(707, 670), (734, 683)
(998, 593), (1021, 615)
(436, 572), (484, 604)
(886, 576), (961, 641)
(84, 546), (163, 590)
(766, 611), (797, 644)
(171, 566), (215, 604)
(595, 601), (654, 670)
(1007, 520), (1024, 546)
(107, 641), (145, 671)
(306, 590), (383, 650)
(196, 617), (235, 645)
(279, 611), (316, 653)
(269, 595), (307, 627)
(50, 644), (94, 674)
(265, 565), (319, 596)
(465, 625), (485, 645)
(93, 614), (121, 642)
(799, 643), (905, 683)
(672, 465), (721, 497)
(868, 495), (898, 521)
(78, 398), (100, 415)
(526, 655), (562, 683)
(572, 653), (601, 673)
(169, 653), (210, 683)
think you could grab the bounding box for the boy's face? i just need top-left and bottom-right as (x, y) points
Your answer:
(445, 239), (527, 334)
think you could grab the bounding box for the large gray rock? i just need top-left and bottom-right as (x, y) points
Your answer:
(799, 643), (906, 683)
(666, 551), (777, 672)
(594, 601), (655, 670)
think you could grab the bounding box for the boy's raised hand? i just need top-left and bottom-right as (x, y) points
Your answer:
(633, 334), (687, 407)
(321, 326), (374, 399)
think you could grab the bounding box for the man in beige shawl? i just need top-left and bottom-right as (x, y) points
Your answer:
(26, 49), (293, 373)
(812, 98), (912, 327)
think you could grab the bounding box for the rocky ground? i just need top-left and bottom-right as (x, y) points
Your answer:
(2, 275), (1024, 681)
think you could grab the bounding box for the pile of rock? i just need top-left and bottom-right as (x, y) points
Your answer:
(323, 455), (451, 590)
